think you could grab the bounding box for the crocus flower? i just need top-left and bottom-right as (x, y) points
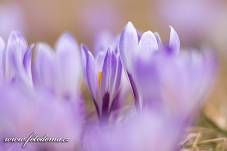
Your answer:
(119, 22), (180, 109)
(135, 50), (216, 116)
(119, 22), (216, 116)
(83, 26), (215, 150)
(0, 84), (83, 151)
(32, 33), (81, 100)
(81, 45), (122, 121)
(0, 31), (33, 87)
(93, 32), (130, 113)
(0, 22), (217, 151)
(0, 32), (84, 151)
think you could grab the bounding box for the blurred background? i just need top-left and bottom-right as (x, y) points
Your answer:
(0, 0), (227, 131)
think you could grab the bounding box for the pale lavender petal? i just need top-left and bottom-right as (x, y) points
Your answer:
(133, 54), (162, 109)
(116, 67), (130, 110)
(4, 31), (28, 83)
(119, 22), (139, 74)
(56, 32), (79, 53)
(138, 31), (158, 60)
(55, 33), (81, 95)
(155, 50), (216, 116)
(81, 45), (98, 102)
(95, 51), (106, 72)
(33, 43), (55, 90)
(169, 26), (180, 53)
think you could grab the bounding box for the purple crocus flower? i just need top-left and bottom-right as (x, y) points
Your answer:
(93, 32), (130, 114)
(119, 22), (215, 114)
(134, 49), (216, 116)
(81, 22), (216, 151)
(0, 22), (217, 151)
(32, 33), (81, 100)
(81, 45), (122, 121)
(119, 22), (180, 109)
(0, 32), (84, 151)
(0, 31), (33, 87)
(0, 84), (83, 151)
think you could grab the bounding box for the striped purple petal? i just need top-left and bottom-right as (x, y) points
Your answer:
(81, 45), (98, 102)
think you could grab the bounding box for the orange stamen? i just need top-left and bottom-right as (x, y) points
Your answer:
(97, 71), (102, 88)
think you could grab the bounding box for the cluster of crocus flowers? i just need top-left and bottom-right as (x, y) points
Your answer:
(0, 22), (216, 151)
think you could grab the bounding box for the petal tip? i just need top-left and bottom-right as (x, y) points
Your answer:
(124, 21), (137, 34)
(8, 31), (25, 42)
(59, 32), (75, 42)
(169, 25), (180, 52)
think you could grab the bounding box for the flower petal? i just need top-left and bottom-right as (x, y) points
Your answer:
(81, 45), (98, 101)
(23, 44), (33, 74)
(33, 43), (55, 90)
(113, 54), (122, 96)
(133, 55), (161, 109)
(22, 44), (34, 86)
(95, 51), (106, 72)
(169, 26), (180, 53)
(56, 32), (79, 54)
(119, 22), (139, 74)
(109, 54), (122, 111)
(100, 49), (111, 98)
(154, 32), (162, 47)
(4, 31), (28, 82)
(55, 33), (81, 95)
(138, 31), (158, 60)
